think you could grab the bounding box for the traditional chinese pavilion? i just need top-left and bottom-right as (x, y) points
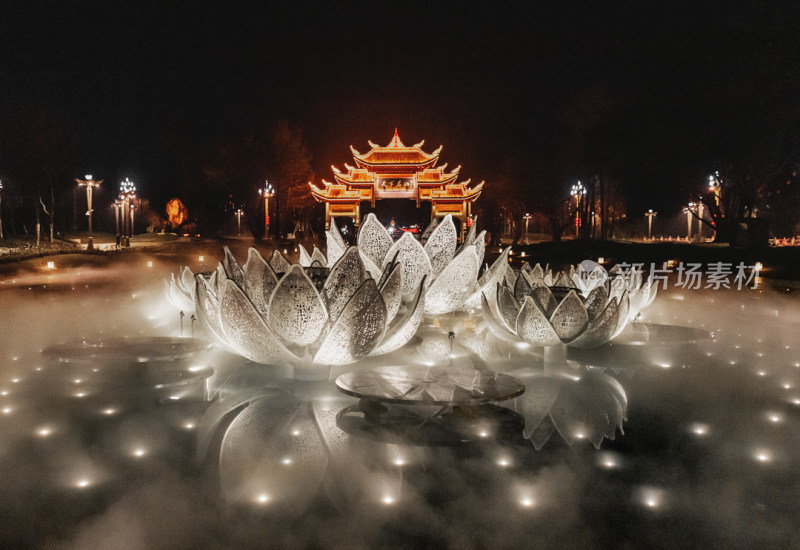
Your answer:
(309, 129), (484, 238)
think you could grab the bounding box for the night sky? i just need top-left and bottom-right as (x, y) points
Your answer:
(2, 2), (799, 217)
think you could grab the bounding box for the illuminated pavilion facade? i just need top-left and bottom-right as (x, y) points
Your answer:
(309, 130), (484, 239)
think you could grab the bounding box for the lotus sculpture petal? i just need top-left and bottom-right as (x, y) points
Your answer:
(191, 246), (426, 367)
(354, 213), (485, 314)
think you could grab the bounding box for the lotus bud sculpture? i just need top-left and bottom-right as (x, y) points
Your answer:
(192, 245), (426, 367)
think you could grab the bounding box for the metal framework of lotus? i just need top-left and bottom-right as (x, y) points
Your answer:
(191, 245), (426, 367)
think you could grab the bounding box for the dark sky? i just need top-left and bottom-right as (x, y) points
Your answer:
(1, 2), (798, 215)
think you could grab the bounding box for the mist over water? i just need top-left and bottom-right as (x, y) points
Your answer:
(1, 248), (799, 549)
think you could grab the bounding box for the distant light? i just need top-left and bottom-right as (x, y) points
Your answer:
(291, 429), (301, 436)
(75, 479), (91, 489)
(1, 407), (11, 414)
(393, 458), (405, 466)
(85, 175), (92, 180)
(689, 423), (710, 437)
(496, 457), (510, 467)
(382, 495), (396, 505)
(754, 449), (772, 463)
(147, 261), (153, 268)
(183, 422), (196, 430)
(36, 426), (53, 437)
(47, 261), (55, 269)
(255, 493), (270, 504)
(597, 257), (605, 263)
(132, 447), (146, 457)
(102, 408), (117, 415)
(281, 457), (292, 466)
(519, 497), (535, 508)
(198, 255), (204, 262)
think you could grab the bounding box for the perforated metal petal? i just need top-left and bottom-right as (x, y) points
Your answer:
(310, 247), (327, 267)
(219, 279), (296, 364)
(267, 265), (328, 346)
(298, 244), (312, 267)
(424, 214), (457, 279)
(549, 290), (589, 341)
(324, 246), (368, 323)
(243, 248), (279, 318)
(267, 249), (292, 275)
(515, 296), (562, 346)
(180, 266), (195, 296)
(497, 282), (521, 332)
(465, 246), (511, 309)
(529, 284), (558, 318)
(357, 213), (393, 269)
(424, 245), (479, 315)
(583, 286), (608, 320)
(223, 246), (244, 287)
(313, 278), (387, 365)
(371, 276), (426, 356)
(570, 296), (620, 349)
(326, 230), (345, 267)
(383, 232), (432, 295)
(513, 270), (533, 305)
(379, 262), (403, 324)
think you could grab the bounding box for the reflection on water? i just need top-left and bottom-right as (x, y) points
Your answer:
(0, 252), (799, 548)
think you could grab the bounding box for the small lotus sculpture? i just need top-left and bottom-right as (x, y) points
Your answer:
(166, 266), (196, 312)
(354, 213), (487, 315)
(484, 264), (631, 349)
(193, 245), (426, 366)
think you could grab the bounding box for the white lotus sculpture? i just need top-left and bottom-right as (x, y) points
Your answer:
(166, 266), (196, 311)
(193, 245), (426, 366)
(353, 213), (487, 315)
(485, 264), (631, 349)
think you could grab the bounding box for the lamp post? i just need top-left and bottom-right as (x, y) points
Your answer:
(119, 178), (136, 247)
(645, 209), (657, 240)
(76, 175), (102, 251)
(523, 213), (531, 244)
(259, 181), (274, 239)
(112, 200), (122, 247)
(708, 173), (720, 206)
(235, 208), (243, 236)
(570, 181), (585, 239)
(684, 203), (696, 240)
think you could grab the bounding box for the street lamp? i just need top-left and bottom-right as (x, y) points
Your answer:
(259, 181), (274, 239)
(708, 173), (720, 206)
(645, 209), (657, 240)
(235, 208), (243, 236)
(523, 213), (531, 244)
(75, 175), (102, 250)
(112, 200), (122, 247)
(570, 181), (585, 238)
(684, 203), (696, 240)
(119, 178), (136, 247)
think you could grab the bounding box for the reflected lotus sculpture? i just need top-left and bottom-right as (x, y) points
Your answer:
(193, 245), (426, 366)
(514, 367), (627, 450)
(355, 213), (487, 315)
